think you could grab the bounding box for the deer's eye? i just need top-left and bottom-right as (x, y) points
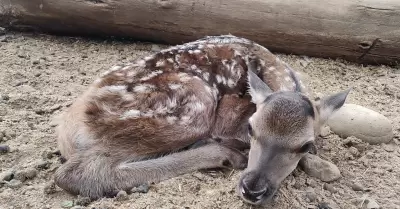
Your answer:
(247, 124), (254, 138)
(298, 141), (315, 153)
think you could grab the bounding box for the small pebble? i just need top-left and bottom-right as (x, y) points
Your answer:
(317, 202), (332, 209)
(323, 183), (337, 193)
(75, 196), (91, 206)
(7, 179), (22, 188)
(0, 144), (10, 154)
(0, 170), (14, 181)
(61, 200), (74, 208)
(1, 94), (10, 101)
(131, 183), (150, 193)
(382, 143), (396, 152)
(364, 198), (380, 209)
(150, 44), (161, 52)
(115, 190), (128, 201)
(305, 187), (317, 202)
(44, 181), (57, 194)
(15, 168), (38, 181)
(351, 182), (365, 191)
(36, 160), (51, 170)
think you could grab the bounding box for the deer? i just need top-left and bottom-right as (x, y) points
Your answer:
(53, 34), (351, 205)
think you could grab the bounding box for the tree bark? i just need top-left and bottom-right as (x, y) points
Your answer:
(1, 0), (399, 66)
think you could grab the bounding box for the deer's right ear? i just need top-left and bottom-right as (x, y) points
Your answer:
(247, 70), (273, 105)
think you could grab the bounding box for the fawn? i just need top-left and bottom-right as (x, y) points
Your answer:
(54, 35), (350, 205)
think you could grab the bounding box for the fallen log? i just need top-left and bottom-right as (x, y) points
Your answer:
(1, 0), (399, 66)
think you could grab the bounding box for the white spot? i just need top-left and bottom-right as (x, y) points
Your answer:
(156, 60), (165, 67)
(227, 78), (235, 88)
(216, 75), (222, 83)
(275, 71), (282, 76)
(206, 44), (215, 48)
(169, 83), (182, 90)
(191, 65), (197, 70)
(234, 50), (242, 57)
(144, 56), (154, 61)
(284, 76), (291, 82)
(105, 85), (126, 92)
(133, 84), (156, 93)
(178, 73), (191, 82)
(138, 60), (147, 67)
(188, 50), (194, 54)
(221, 76), (227, 85)
(180, 115), (191, 125)
(190, 102), (205, 113)
(203, 72), (210, 81)
(121, 109), (141, 119)
(167, 58), (174, 63)
(268, 66), (276, 71)
(178, 50), (184, 53)
(166, 116), (178, 124)
(198, 45), (204, 49)
(194, 50), (202, 54)
(140, 70), (163, 81)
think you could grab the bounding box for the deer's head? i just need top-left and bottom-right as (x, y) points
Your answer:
(237, 69), (350, 205)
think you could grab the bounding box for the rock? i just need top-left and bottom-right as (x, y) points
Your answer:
(44, 181), (57, 194)
(317, 202), (332, 209)
(319, 125), (332, 138)
(150, 44), (161, 52)
(323, 183), (337, 193)
(115, 190), (128, 201)
(305, 187), (317, 202)
(327, 104), (393, 144)
(7, 179), (22, 188)
(382, 143), (396, 152)
(0, 144), (10, 154)
(15, 168), (38, 181)
(36, 160), (51, 170)
(75, 196), (91, 206)
(351, 182), (365, 191)
(299, 154), (341, 182)
(363, 198), (380, 209)
(61, 200), (74, 208)
(131, 183), (150, 193)
(71, 206), (85, 209)
(0, 170), (14, 181)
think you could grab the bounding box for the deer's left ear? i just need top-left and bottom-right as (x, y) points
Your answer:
(315, 88), (352, 125)
(247, 69), (273, 105)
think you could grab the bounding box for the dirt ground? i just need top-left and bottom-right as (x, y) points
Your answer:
(0, 32), (399, 209)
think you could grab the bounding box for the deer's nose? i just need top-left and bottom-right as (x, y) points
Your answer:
(240, 180), (268, 203)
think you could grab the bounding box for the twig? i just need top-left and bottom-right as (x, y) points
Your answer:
(358, 38), (381, 60)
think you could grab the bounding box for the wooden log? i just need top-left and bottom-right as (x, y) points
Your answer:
(1, 0), (399, 66)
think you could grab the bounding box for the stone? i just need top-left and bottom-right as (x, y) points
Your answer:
(131, 183), (150, 193)
(14, 168), (38, 181)
(351, 182), (365, 191)
(36, 160), (51, 170)
(115, 190), (128, 201)
(43, 181), (57, 194)
(364, 198), (380, 209)
(323, 183), (337, 193)
(0, 145), (10, 154)
(75, 196), (91, 206)
(305, 187), (317, 202)
(7, 179), (22, 188)
(299, 154), (341, 182)
(0, 170), (14, 181)
(327, 104), (393, 144)
(61, 200), (74, 208)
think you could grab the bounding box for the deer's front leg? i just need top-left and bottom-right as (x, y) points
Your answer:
(212, 94), (256, 151)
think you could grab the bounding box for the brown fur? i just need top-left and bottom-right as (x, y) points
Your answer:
(54, 35), (350, 204)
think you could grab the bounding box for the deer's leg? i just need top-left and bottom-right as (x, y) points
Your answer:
(54, 143), (247, 200)
(212, 94), (256, 151)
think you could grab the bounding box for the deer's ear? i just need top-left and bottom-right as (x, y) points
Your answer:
(247, 69), (273, 105)
(315, 88), (351, 125)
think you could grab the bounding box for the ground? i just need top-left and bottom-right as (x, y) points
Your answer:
(0, 32), (399, 209)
